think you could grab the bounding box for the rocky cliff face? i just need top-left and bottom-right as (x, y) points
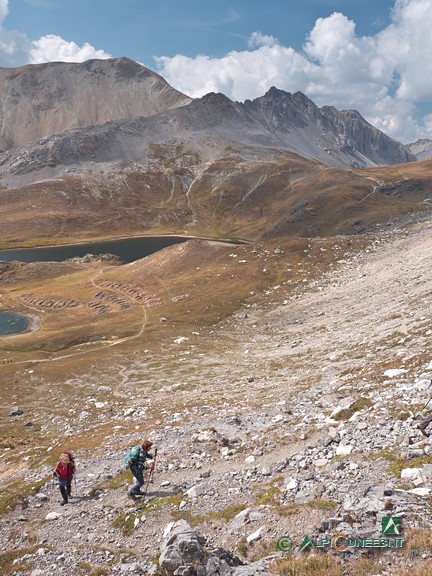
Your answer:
(242, 87), (415, 167)
(0, 57), (192, 152)
(407, 138), (432, 160)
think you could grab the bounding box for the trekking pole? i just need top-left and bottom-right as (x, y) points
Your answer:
(422, 398), (432, 411)
(421, 380), (432, 411)
(143, 447), (158, 498)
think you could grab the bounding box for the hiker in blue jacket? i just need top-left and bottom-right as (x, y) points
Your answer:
(125, 439), (154, 499)
(419, 380), (432, 437)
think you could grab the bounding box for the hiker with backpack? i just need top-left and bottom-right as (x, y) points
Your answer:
(53, 451), (76, 506)
(124, 439), (154, 500)
(419, 380), (432, 437)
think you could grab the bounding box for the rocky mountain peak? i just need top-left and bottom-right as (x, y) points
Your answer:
(0, 57), (192, 152)
(407, 138), (432, 160)
(241, 88), (415, 166)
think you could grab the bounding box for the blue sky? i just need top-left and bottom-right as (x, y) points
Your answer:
(6, 0), (394, 64)
(1, 0), (432, 143)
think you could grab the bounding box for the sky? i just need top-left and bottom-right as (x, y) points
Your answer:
(1, 0), (432, 144)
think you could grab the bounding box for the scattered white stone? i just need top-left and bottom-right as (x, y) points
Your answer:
(245, 455), (255, 464)
(45, 512), (60, 521)
(161, 480), (171, 487)
(174, 337), (189, 344)
(324, 418), (339, 425)
(314, 458), (328, 468)
(384, 369), (408, 378)
(336, 444), (353, 456)
(246, 527), (263, 544)
(285, 478), (298, 491)
(35, 492), (48, 501)
(163, 522), (175, 538)
(134, 517), (140, 528)
(186, 483), (215, 498)
(407, 488), (431, 497)
(229, 508), (251, 531)
(401, 468), (423, 481)
(272, 414), (284, 423)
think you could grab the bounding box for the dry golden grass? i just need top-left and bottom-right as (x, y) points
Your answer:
(404, 528), (432, 556)
(272, 554), (343, 576)
(1, 156), (432, 249)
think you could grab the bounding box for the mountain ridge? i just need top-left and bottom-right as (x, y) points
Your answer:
(0, 58), (417, 169)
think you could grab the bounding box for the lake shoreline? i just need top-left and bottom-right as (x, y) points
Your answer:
(0, 233), (251, 254)
(0, 234), (251, 265)
(0, 311), (39, 338)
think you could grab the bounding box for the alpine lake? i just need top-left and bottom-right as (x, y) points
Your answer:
(0, 235), (190, 335)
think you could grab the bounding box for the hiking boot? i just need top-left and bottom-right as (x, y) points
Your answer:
(419, 424), (430, 437)
(135, 491), (146, 496)
(60, 500), (68, 506)
(127, 492), (137, 500)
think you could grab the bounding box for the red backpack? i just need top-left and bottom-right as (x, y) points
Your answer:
(55, 452), (75, 479)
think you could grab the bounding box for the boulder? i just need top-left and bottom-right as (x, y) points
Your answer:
(160, 521), (244, 576)
(228, 508), (251, 532)
(186, 483), (215, 498)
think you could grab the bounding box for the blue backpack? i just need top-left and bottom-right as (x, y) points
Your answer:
(124, 445), (140, 469)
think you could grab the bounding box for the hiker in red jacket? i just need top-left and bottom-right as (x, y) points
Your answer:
(53, 452), (75, 505)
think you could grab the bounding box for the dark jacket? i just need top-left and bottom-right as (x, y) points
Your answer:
(128, 445), (153, 473)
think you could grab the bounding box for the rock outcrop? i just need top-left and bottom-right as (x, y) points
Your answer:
(160, 520), (271, 576)
(243, 87), (415, 167)
(407, 138), (432, 160)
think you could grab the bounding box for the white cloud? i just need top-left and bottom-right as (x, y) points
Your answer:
(248, 31), (278, 49)
(377, 0), (432, 101)
(156, 46), (314, 102)
(30, 34), (111, 64)
(156, 0), (432, 143)
(0, 0), (111, 67)
(0, 0), (8, 25)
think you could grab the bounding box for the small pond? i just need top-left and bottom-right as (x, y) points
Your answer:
(0, 311), (29, 336)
